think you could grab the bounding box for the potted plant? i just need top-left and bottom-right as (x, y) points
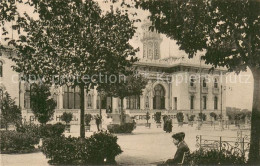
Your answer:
(61, 112), (73, 133)
(145, 112), (151, 128)
(187, 114), (195, 126)
(210, 112), (217, 126)
(163, 115), (172, 133)
(84, 114), (92, 132)
(154, 112), (162, 128)
(176, 112), (184, 127)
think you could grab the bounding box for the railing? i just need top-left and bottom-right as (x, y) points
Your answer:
(196, 135), (250, 158)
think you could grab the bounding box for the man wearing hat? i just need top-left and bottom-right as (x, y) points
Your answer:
(165, 132), (190, 165)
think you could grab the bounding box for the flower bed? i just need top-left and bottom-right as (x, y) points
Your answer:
(0, 130), (40, 154)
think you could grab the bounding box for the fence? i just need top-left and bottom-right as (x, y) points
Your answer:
(196, 134), (250, 158)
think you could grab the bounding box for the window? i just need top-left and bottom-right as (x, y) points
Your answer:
(174, 97), (177, 110)
(96, 94), (100, 109)
(203, 96), (207, 110)
(87, 94), (92, 108)
(52, 94), (58, 108)
(118, 98), (122, 109)
(190, 96), (194, 110)
(24, 84), (31, 109)
(202, 78), (207, 87)
(63, 86), (80, 109)
(0, 61), (2, 77)
(190, 76), (195, 87)
(214, 78), (218, 88)
(153, 84), (165, 109)
(214, 96), (218, 110)
(145, 96), (149, 108)
(126, 96), (140, 109)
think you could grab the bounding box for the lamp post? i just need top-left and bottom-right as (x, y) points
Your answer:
(198, 54), (202, 130)
(220, 85), (232, 130)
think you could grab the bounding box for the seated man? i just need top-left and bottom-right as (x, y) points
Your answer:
(165, 132), (190, 165)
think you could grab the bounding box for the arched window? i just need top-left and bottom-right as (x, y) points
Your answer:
(126, 96), (140, 109)
(87, 94), (92, 108)
(96, 94), (100, 109)
(0, 61), (3, 77)
(24, 84), (31, 109)
(203, 96), (207, 110)
(190, 96), (194, 110)
(145, 96), (149, 109)
(214, 96), (218, 110)
(202, 77), (207, 87)
(153, 84), (165, 109)
(63, 86), (80, 109)
(214, 78), (218, 88)
(190, 76), (195, 87)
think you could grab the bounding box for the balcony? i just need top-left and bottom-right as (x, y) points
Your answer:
(212, 87), (220, 94)
(202, 87), (208, 94)
(189, 86), (197, 93)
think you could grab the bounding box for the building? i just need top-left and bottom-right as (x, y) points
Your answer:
(0, 21), (227, 124)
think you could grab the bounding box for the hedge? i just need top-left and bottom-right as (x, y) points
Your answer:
(107, 123), (135, 133)
(0, 130), (40, 154)
(41, 132), (122, 165)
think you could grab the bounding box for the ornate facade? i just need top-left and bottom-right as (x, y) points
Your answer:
(0, 22), (227, 124)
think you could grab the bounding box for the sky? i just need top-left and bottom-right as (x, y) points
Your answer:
(2, 0), (254, 110)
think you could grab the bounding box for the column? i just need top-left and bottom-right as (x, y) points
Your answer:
(112, 97), (118, 113)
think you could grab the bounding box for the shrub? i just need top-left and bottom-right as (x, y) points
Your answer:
(145, 112), (150, 124)
(210, 112), (217, 121)
(0, 92), (22, 130)
(176, 112), (184, 122)
(16, 123), (40, 137)
(41, 132), (122, 165)
(86, 132), (123, 164)
(60, 112), (73, 125)
(39, 123), (65, 138)
(187, 114), (196, 122)
(107, 123), (135, 133)
(184, 149), (246, 165)
(30, 83), (56, 124)
(0, 130), (40, 154)
(163, 116), (172, 133)
(85, 114), (92, 126)
(198, 113), (207, 121)
(154, 112), (162, 123)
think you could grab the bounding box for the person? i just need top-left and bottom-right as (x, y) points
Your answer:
(95, 114), (102, 131)
(165, 132), (190, 165)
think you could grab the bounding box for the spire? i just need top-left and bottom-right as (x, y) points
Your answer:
(141, 19), (162, 60)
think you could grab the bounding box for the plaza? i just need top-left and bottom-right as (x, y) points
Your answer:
(0, 123), (250, 166)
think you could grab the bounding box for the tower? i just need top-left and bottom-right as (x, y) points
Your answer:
(141, 20), (162, 60)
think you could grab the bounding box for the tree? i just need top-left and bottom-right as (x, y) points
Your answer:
(61, 112), (73, 126)
(0, 92), (22, 130)
(5, 0), (138, 138)
(98, 73), (147, 124)
(30, 84), (56, 125)
(133, 0), (260, 163)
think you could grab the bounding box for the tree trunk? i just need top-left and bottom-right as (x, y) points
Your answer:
(120, 97), (124, 125)
(249, 67), (260, 164)
(79, 84), (85, 138)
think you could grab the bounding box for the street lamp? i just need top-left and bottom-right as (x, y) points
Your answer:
(220, 85), (232, 130)
(198, 54), (203, 130)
